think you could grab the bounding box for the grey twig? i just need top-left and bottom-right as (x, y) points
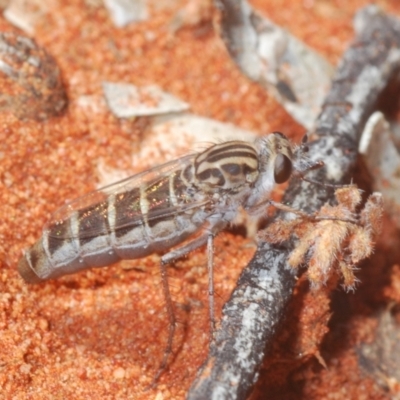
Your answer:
(188, 5), (400, 400)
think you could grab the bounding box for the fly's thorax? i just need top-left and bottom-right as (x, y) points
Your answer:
(192, 141), (259, 193)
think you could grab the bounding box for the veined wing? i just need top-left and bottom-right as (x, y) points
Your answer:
(46, 154), (210, 239)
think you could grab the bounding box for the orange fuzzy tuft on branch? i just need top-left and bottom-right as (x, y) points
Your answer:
(259, 186), (383, 290)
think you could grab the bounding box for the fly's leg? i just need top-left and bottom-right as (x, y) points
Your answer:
(271, 199), (358, 223)
(207, 234), (216, 341)
(249, 199), (358, 224)
(149, 258), (177, 388)
(166, 233), (217, 346)
(151, 233), (213, 386)
(267, 200), (311, 218)
(248, 199), (310, 218)
(161, 234), (209, 265)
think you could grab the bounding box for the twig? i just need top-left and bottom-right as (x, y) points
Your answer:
(188, 5), (400, 399)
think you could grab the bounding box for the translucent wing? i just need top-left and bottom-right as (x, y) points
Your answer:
(46, 154), (210, 239)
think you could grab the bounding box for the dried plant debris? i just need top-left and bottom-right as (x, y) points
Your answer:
(260, 186), (383, 290)
(3, 0), (49, 35)
(216, 0), (333, 129)
(0, 32), (67, 120)
(170, 0), (213, 32)
(102, 82), (190, 118)
(103, 0), (148, 27)
(359, 111), (400, 228)
(358, 306), (400, 395)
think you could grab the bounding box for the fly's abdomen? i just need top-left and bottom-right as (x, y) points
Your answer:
(18, 203), (135, 283)
(18, 171), (206, 283)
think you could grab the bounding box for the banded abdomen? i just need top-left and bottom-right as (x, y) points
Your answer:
(18, 168), (209, 283)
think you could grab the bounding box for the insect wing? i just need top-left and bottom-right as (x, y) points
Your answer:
(46, 154), (207, 239)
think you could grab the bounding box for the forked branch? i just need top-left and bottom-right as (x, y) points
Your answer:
(188, 4), (400, 399)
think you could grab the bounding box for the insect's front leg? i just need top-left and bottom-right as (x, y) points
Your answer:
(247, 198), (311, 219)
(248, 196), (358, 224)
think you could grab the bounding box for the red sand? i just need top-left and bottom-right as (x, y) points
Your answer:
(1, 0), (400, 398)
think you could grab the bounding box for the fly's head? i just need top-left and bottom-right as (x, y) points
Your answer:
(256, 132), (294, 184)
(257, 132), (324, 183)
(248, 132), (324, 208)
(247, 132), (294, 207)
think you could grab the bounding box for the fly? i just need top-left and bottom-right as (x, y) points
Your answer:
(18, 131), (321, 383)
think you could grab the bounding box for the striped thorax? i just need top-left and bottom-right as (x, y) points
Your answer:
(18, 132), (310, 283)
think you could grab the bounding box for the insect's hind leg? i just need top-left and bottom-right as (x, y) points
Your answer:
(149, 257), (177, 387)
(151, 234), (212, 386)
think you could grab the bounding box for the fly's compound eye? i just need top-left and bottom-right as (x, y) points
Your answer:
(274, 153), (292, 184)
